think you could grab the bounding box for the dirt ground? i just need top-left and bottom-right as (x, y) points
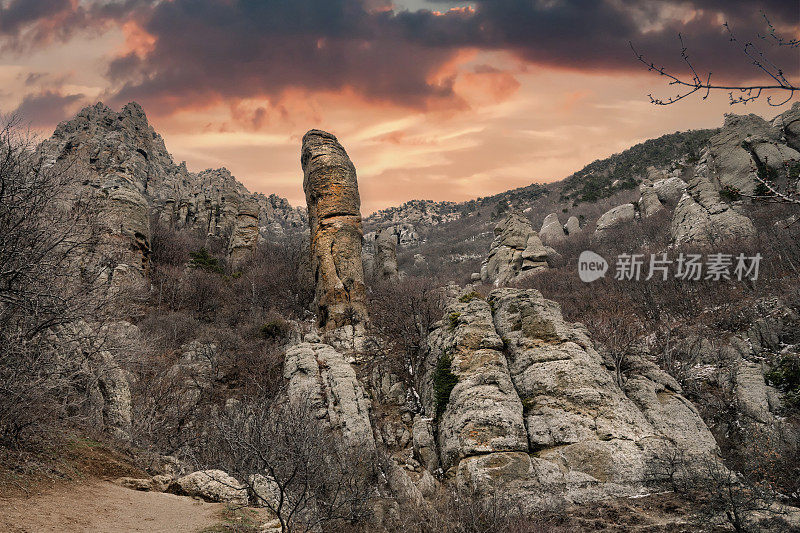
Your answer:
(0, 480), (225, 533)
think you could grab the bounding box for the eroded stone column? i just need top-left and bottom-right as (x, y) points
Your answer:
(301, 130), (367, 342)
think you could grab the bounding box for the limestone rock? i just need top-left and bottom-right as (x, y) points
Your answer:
(480, 209), (548, 285)
(564, 216), (581, 236)
(538, 213), (566, 245)
(301, 130), (368, 338)
(228, 199), (260, 266)
(169, 470), (248, 505)
(373, 229), (399, 280)
(670, 173), (756, 245)
(284, 342), (375, 452)
(412, 415), (439, 472)
(595, 204), (635, 235)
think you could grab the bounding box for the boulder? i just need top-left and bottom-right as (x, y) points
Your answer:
(169, 470), (248, 505)
(538, 213), (566, 245)
(564, 216), (581, 236)
(638, 185), (664, 218)
(651, 177), (687, 205)
(301, 130), (368, 342)
(595, 204), (635, 235)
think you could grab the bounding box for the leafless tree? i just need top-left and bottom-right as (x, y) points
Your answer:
(631, 12), (798, 106)
(194, 396), (375, 533)
(0, 115), (112, 445)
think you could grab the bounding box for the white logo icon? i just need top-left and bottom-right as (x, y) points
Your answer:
(578, 251), (608, 282)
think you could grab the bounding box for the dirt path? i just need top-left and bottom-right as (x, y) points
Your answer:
(0, 480), (225, 533)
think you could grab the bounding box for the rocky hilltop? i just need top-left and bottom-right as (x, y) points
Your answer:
(40, 102), (305, 277)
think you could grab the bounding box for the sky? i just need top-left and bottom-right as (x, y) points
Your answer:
(1, 1), (798, 214)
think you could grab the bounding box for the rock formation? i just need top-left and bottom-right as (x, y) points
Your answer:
(538, 213), (566, 245)
(417, 288), (718, 505)
(228, 199), (260, 266)
(301, 130), (368, 340)
(595, 203), (636, 235)
(708, 111), (800, 195)
(284, 340), (375, 452)
(671, 155), (756, 246)
(41, 102), (305, 275)
(373, 229), (399, 280)
(479, 209), (548, 285)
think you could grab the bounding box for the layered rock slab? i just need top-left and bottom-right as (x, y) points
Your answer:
(301, 130), (368, 337)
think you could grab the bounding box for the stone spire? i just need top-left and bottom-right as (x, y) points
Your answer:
(301, 130), (368, 343)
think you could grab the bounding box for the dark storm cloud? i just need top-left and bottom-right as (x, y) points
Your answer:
(3, 0), (797, 112)
(11, 91), (85, 127)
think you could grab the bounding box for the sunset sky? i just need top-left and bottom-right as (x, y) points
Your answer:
(1, 0), (797, 213)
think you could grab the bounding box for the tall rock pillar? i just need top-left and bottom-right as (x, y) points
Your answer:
(301, 130), (367, 346)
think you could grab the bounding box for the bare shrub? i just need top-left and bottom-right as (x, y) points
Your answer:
(194, 396), (375, 533)
(364, 275), (445, 405)
(0, 117), (113, 446)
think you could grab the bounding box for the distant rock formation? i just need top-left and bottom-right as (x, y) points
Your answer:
(301, 130), (368, 343)
(41, 102), (306, 280)
(228, 199), (260, 266)
(539, 213), (567, 245)
(373, 229), (399, 280)
(651, 177), (687, 205)
(708, 109), (800, 195)
(417, 288), (718, 505)
(671, 151), (756, 246)
(479, 209), (548, 285)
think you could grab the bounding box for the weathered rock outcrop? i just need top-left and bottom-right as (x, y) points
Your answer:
(301, 130), (368, 339)
(595, 204), (636, 235)
(373, 229), (399, 280)
(228, 199), (260, 266)
(41, 102), (305, 276)
(538, 213), (566, 245)
(670, 159), (756, 246)
(284, 341), (375, 452)
(773, 101), (800, 152)
(417, 288), (718, 504)
(708, 111), (800, 195)
(480, 210), (548, 285)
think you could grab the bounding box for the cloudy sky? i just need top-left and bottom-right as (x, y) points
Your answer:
(1, 0), (797, 213)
